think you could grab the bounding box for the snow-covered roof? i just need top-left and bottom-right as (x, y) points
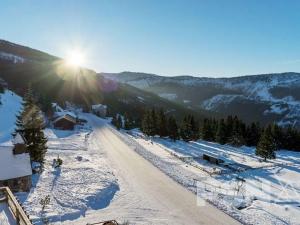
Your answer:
(54, 111), (77, 119)
(52, 103), (64, 112)
(91, 104), (107, 110)
(12, 133), (25, 145)
(53, 115), (76, 124)
(0, 145), (32, 180)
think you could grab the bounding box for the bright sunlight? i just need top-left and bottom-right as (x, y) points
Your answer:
(66, 50), (85, 67)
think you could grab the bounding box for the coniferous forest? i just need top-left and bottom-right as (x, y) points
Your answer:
(112, 108), (300, 160)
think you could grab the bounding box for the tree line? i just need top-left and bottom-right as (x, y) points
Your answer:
(111, 108), (300, 161)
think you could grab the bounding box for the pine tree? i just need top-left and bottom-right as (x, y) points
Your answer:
(111, 114), (118, 127)
(216, 119), (227, 145)
(141, 110), (151, 135)
(180, 116), (193, 141)
(270, 123), (283, 150)
(124, 113), (131, 130)
(26, 106), (48, 164)
(116, 115), (122, 130)
(14, 86), (33, 135)
(201, 118), (214, 141)
(190, 115), (199, 140)
(167, 116), (179, 141)
(245, 122), (261, 146)
(256, 125), (276, 161)
(156, 109), (167, 137)
(150, 109), (157, 135)
(13, 85), (47, 164)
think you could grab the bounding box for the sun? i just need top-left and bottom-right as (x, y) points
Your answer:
(66, 50), (85, 67)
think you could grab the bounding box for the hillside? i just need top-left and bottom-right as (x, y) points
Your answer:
(0, 40), (202, 121)
(101, 72), (300, 127)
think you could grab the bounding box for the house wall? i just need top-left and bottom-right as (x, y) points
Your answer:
(53, 119), (75, 130)
(13, 144), (27, 154)
(93, 108), (107, 117)
(0, 175), (32, 192)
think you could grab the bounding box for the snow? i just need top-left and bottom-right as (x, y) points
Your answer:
(12, 133), (25, 144)
(158, 93), (177, 100)
(0, 90), (22, 143)
(120, 129), (300, 225)
(17, 125), (119, 224)
(91, 104), (107, 110)
(0, 203), (16, 225)
(0, 145), (32, 181)
(202, 94), (244, 111)
(0, 51), (25, 64)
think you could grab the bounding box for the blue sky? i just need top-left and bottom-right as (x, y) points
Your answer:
(1, 0), (300, 77)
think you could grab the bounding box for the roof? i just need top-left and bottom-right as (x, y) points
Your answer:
(92, 104), (107, 110)
(12, 133), (25, 145)
(53, 115), (76, 124)
(54, 111), (77, 120)
(52, 103), (64, 112)
(0, 145), (32, 180)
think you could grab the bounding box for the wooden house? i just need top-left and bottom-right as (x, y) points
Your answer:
(91, 104), (107, 117)
(53, 114), (77, 130)
(0, 134), (32, 192)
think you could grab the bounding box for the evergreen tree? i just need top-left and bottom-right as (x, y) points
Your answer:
(13, 85), (47, 164)
(225, 115), (234, 138)
(124, 113), (131, 130)
(270, 123), (283, 150)
(256, 125), (276, 161)
(116, 115), (122, 130)
(150, 109), (157, 135)
(111, 114), (118, 127)
(180, 116), (193, 141)
(216, 119), (227, 144)
(201, 118), (214, 141)
(14, 84), (35, 136)
(167, 116), (179, 141)
(245, 122), (261, 146)
(156, 109), (168, 137)
(26, 106), (48, 164)
(190, 115), (199, 140)
(141, 110), (156, 136)
(229, 116), (246, 146)
(282, 126), (299, 151)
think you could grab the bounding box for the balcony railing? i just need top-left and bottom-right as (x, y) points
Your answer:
(0, 186), (32, 225)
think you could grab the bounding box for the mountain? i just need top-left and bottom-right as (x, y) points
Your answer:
(101, 71), (300, 127)
(0, 40), (203, 121)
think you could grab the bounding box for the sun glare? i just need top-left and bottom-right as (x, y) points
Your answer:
(66, 50), (85, 67)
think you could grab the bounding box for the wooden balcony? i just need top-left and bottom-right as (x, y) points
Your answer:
(0, 187), (32, 225)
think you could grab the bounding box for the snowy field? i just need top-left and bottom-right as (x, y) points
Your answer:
(119, 129), (300, 225)
(16, 126), (119, 224)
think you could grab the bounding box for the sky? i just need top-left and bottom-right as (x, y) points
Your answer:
(1, 0), (300, 77)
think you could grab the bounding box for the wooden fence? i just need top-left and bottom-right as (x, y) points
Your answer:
(0, 186), (32, 225)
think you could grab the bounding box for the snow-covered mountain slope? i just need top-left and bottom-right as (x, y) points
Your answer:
(101, 72), (300, 127)
(0, 40), (207, 122)
(0, 90), (22, 143)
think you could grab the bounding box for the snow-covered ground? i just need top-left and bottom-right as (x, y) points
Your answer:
(1, 89), (300, 224)
(0, 90), (22, 143)
(121, 129), (300, 225)
(16, 126), (119, 224)
(0, 203), (16, 225)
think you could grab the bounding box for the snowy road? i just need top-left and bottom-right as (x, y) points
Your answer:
(74, 115), (240, 225)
